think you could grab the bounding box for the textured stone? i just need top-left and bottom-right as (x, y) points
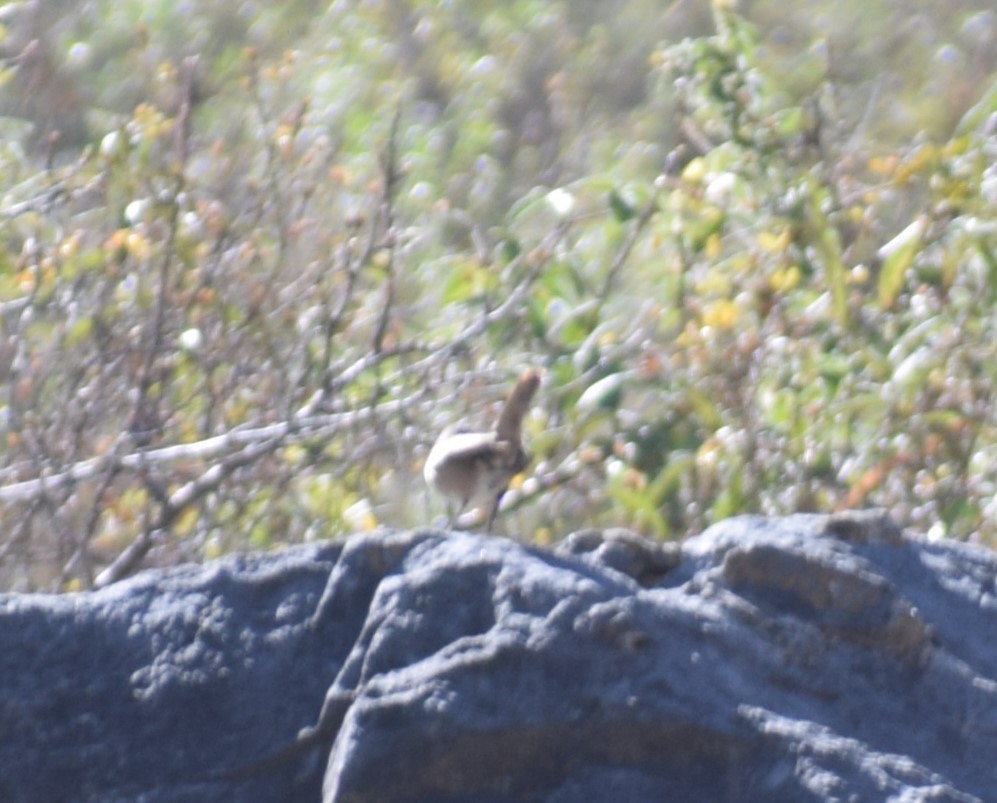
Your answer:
(1, 513), (995, 802)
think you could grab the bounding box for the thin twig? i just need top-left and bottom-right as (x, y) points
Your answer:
(599, 181), (665, 300)
(93, 434), (287, 587)
(0, 389), (429, 505)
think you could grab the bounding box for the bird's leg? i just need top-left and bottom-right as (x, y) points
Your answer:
(441, 492), (471, 530)
(485, 490), (505, 532)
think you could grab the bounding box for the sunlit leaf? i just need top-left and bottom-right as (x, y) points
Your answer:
(577, 372), (628, 412)
(772, 106), (805, 136)
(877, 216), (926, 309)
(954, 79), (997, 136)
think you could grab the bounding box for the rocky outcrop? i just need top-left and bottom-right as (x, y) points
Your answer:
(2, 511), (996, 802)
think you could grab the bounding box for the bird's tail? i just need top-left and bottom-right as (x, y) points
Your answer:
(494, 368), (541, 442)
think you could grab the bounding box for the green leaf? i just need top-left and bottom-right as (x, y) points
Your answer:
(686, 387), (723, 430)
(608, 189), (636, 222)
(501, 238), (522, 263)
(64, 317), (94, 347)
(817, 351), (851, 395)
(761, 386), (797, 432)
(772, 106), (805, 137)
(648, 450), (696, 505)
(711, 464), (746, 520)
(605, 481), (670, 537)
(804, 178), (849, 327)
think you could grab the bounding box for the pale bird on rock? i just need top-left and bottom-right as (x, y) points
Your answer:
(424, 369), (541, 531)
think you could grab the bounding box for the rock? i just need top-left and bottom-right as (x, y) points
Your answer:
(556, 527), (682, 586)
(822, 508), (906, 546)
(1, 513), (996, 802)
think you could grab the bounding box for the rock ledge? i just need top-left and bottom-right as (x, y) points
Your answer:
(2, 511), (995, 802)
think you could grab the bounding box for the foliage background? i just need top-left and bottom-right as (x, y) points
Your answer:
(0, 0), (995, 590)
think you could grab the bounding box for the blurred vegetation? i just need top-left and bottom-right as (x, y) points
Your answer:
(0, 0), (994, 590)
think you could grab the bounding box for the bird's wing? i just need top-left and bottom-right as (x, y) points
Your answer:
(428, 431), (503, 462)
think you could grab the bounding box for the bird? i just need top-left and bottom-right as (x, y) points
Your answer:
(424, 368), (541, 531)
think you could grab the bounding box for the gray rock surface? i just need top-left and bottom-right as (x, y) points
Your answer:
(2, 511), (996, 802)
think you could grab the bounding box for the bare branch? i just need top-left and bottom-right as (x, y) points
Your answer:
(0, 390), (430, 506)
(93, 433), (285, 587)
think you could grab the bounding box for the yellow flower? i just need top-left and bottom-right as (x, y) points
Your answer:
(769, 265), (801, 293)
(701, 298), (738, 329)
(682, 157), (707, 183)
(757, 229), (790, 253)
